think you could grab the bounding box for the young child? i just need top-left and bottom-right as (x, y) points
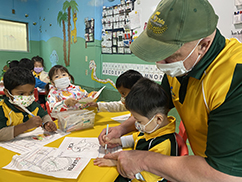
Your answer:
(94, 78), (177, 182)
(46, 65), (96, 113)
(87, 69), (143, 112)
(0, 67), (57, 141)
(18, 58), (47, 89)
(32, 56), (50, 83)
(9, 60), (19, 68)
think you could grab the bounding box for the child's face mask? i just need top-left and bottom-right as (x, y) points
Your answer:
(54, 77), (70, 89)
(135, 115), (159, 134)
(7, 90), (35, 107)
(120, 96), (125, 104)
(34, 67), (43, 73)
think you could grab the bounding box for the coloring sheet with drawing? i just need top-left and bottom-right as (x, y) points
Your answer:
(57, 137), (122, 158)
(3, 147), (90, 179)
(0, 127), (68, 154)
(78, 86), (106, 104)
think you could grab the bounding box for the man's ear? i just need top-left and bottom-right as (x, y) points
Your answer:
(155, 114), (164, 125)
(198, 38), (211, 56)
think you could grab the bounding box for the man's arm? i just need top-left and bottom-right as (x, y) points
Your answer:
(106, 150), (241, 182)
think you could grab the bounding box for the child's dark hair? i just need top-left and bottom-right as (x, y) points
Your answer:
(45, 65), (74, 93)
(18, 58), (34, 71)
(125, 78), (169, 119)
(116, 70), (143, 89)
(3, 67), (35, 93)
(9, 60), (19, 68)
(32, 56), (45, 69)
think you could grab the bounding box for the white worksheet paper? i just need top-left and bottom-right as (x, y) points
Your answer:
(0, 127), (68, 154)
(111, 113), (131, 123)
(78, 86), (106, 104)
(3, 147), (90, 179)
(58, 137), (122, 158)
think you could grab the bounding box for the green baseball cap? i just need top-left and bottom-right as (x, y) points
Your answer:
(130, 0), (218, 62)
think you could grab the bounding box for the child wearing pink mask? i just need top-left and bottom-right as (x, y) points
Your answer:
(32, 56), (49, 83)
(46, 65), (96, 113)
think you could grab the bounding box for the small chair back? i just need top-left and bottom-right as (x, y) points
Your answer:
(34, 88), (38, 102)
(175, 133), (189, 156)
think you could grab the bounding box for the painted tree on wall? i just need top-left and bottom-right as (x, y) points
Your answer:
(57, 11), (68, 66)
(63, 0), (78, 66)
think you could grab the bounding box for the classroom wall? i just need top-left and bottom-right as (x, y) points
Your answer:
(0, 0), (236, 101)
(0, 0), (41, 70)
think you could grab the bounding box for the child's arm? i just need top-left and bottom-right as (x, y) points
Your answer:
(47, 90), (69, 112)
(93, 157), (117, 167)
(42, 114), (57, 132)
(0, 127), (14, 141)
(14, 116), (42, 137)
(120, 135), (134, 148)
(96, 101), (127, 112)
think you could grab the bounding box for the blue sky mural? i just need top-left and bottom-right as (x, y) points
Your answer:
(37, 0), (122, 42)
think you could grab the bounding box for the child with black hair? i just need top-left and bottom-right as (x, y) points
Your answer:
(87, 69), (143, 112)
(46, 65), (96, 113)
(19, 58), (47, 89)
(0, 67), (57, 141)
(9, 60), (19, 68)
(94, 78), (177, 182)
(32, 56), (49, 83)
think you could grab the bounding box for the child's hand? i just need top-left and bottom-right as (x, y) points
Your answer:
(91, 91), (98, 97)
(93, 157), (117, 167)
(43, 121), (57, 132)
(86, 102), (98, 108)
(25, 116), (42, 129)
(65, 98), (78, 107)
(104, 136), (122, 146)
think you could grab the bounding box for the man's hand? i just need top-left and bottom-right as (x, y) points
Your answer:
(98, 126), (123, 148)
(104, 150), (146, 179)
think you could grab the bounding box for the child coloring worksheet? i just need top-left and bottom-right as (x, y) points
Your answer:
(0, 127), (68, 154)
(3, 147), (90, 179)
(57, 137), (122, 158)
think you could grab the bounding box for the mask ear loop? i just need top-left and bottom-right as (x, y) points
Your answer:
(6, 89), (14, 103)
(188, 54), (201, 72)
(182, 38), (203, 63)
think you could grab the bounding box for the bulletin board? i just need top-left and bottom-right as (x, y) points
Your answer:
(101, 0), (161, 55)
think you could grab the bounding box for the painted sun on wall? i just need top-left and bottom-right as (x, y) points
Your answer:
(57, 0), (78, 67)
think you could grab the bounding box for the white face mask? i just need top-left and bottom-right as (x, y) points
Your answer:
(135, 115), (159, 134)
(120, 96), (125, 104)
(156, 39), (202, 77)
(54, 77), (70, 89)
(7, 90), (35, 107)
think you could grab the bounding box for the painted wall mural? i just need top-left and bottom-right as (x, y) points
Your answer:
(89, 60), (116, 89)
(50, 50), (59, 67)
(57, 0), (79, 66)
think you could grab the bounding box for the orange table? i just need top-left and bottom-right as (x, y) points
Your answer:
(0, 111), (130, 182)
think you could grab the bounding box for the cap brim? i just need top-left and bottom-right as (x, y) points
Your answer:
(130, 29), (182, 62)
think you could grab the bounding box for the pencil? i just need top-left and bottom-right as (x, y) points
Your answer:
(104, 124), (109, 154)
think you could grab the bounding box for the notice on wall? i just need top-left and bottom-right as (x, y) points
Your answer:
(102, 62), (164, 82)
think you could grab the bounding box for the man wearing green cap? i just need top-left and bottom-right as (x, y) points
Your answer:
(98, 0), (242, 181)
